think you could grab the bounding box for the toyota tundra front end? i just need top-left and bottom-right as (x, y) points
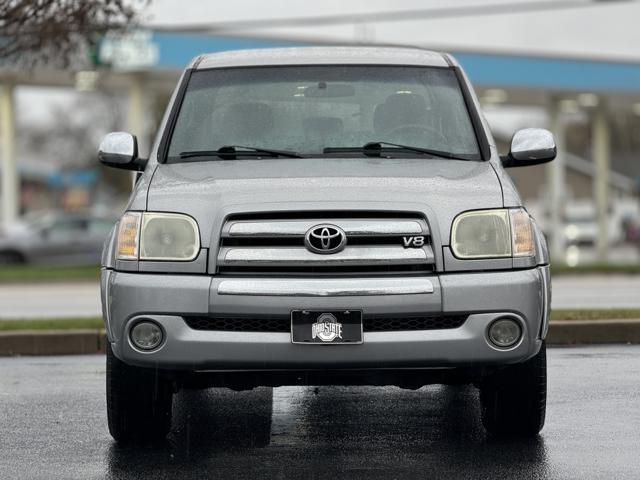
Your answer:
(99, 47), (555, 443)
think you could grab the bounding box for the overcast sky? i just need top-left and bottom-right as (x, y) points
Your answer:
(143, 0), (640, 61)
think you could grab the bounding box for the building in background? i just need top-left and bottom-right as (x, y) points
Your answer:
(1, 0), (640, 265)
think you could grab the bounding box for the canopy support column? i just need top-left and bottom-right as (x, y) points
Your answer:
(592, 106), (611, 262)
(127, 74), (147, 188)
(0, 83), (17, 225)
(547, 98), (566, 261)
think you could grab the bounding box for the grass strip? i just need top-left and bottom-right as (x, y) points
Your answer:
(2, 310), (640, 332)
(0, 317), (103, 331)
(0, 265), (100, 284)
(551, 263), (640, 276)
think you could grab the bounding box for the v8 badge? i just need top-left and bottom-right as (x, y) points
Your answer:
(402, 236), (425, 248)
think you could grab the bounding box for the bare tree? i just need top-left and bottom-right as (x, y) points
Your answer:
(0, 0), (146, 67)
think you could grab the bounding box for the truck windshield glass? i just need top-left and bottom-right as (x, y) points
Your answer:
(166, 66), (481, 161)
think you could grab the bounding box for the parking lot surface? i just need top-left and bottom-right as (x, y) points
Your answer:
(1, 345), (639, 479)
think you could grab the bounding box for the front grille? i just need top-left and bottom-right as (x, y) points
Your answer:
(364, 315), (467, 332)
(217, 211), (435, 276)
(183, 315), (468, 333)
(185, 316), (289, 333)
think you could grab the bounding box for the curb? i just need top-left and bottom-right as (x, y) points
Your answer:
(0, 321), (639, 356)
(0, 329), (106, 356)
(545, 319), (640, 345)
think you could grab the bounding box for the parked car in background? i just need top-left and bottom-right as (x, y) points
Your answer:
(0, 211), (116, 265)
(562, 202), (622, 247)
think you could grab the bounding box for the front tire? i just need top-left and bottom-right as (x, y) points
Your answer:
(106, 344), (173, 443)
(479, 342), (547, 436)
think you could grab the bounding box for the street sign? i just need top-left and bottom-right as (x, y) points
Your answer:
(98, 30), (159, 70)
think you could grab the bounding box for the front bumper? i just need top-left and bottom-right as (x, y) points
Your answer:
(102, 267), (549, 371)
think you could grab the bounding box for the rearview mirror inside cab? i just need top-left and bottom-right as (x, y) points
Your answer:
(303, 82), (356, 98)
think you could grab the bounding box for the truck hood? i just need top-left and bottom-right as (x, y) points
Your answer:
(146, 157), (503, 246)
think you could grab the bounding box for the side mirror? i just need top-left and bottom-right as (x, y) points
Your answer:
(501, 128), (556, 168)
(98, 132), (147, 171)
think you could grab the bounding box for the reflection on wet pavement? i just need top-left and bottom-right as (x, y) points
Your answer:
(1, 346), (639, 479)
(106, 385), (549, 479)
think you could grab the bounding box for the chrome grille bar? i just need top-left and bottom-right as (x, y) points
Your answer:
(217, 277), (435, 296)
(224, 219), (426, 237)
(218, 246), (432, 267)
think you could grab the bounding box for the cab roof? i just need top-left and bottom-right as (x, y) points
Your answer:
(193, 46), (451, 70)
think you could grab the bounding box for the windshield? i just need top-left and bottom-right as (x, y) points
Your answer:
(166, 65), (481, 161)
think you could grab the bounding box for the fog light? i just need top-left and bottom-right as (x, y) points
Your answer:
(488, 318), (522, 348)
(130, 321), (163, 350)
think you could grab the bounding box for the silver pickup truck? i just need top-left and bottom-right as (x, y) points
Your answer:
(99, 47), (555, 443)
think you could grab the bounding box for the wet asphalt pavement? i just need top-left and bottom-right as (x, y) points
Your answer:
(1, 345), (639, 479)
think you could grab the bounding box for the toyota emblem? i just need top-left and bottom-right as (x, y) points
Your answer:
(304, 224), (347, 254)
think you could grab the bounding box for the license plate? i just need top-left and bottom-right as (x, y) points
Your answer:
(291, 310), (363, 344)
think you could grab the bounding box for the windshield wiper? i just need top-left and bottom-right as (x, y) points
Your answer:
(179, 145), (304, 159)
(324, 142), (471, 161)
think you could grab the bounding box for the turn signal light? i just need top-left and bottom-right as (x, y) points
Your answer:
(510, 209), (535, 257)
(116, 212), (141, 260)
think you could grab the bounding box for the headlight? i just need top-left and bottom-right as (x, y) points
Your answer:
(451, 208), (534, 259)
(116, 212), (200, 261)
(140, 213), (200, 261)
